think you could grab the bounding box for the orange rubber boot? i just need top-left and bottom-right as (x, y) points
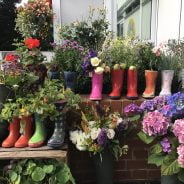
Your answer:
(15, 116), (33, 148)
(142, 70), (158, 99)
(109, 69), (124, 99)
(2, 117), (20, 148)
(126, 68), (138, 99)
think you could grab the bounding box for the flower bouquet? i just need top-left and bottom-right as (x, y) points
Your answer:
(81, 49), (106, 100)
(70, 104), (128, 184)
(125, 93), (184, 183)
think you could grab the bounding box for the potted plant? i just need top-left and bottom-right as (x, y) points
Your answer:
(100, 38), (127, 99)
(70, 104), (129, 184)
(15, 0), (53, 49)
(135, 41), (161, 98)
(81, 49), (106, 100)
(158, 40), (179, 96)
(52, 40), (84, 92)
(3, 159), (75, 184)
(125, 93), (184, 184)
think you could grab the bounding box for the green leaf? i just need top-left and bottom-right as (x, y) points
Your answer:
(161, 159), (180, 176)
(9, 170), (18, 182)
(178, 170), (184, 182)
(31, 167), (46, 182)
(148, 153), (165, 167)
(128, 115), (141, 122)
(150, 143), (162, 154)
(137, 131), (156, 144)
(15, 175), (21, 184)
(43, 165), (54, 174)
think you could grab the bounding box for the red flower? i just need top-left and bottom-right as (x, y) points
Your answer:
(24, 38), (40, 49)
(4, 54), (18, 62)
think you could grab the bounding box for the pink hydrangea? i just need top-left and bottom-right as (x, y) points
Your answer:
(177, 145), (184, 167)
(173, 119), (184, 144)
(142, 111), (170, 136)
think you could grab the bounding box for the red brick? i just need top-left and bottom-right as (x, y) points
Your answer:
(115, 160), (127, 170)
(148, 170), (161, 179)
(132, 170), (148, 179)
(111, 100), (122, 113)
(133, 149), (148, 159)
(114, 170), (132, 180)
(127, 160), (148, 169)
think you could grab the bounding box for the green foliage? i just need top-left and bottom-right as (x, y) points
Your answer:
(4, 159), (75, 184)
(60, 8), (109, 51)
(137, 131), (156, 144)
(150, 143), (162, 154)
(178, 169), (184, 182)
(148, 153), (165, 167)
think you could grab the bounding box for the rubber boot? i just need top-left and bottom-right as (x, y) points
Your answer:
(90, 72), (103, 101)
(159, 70), (174, 96)
(142, 70), (158, 99)
(109, 69), (124, 99)
(15, 116), (33, 148)
(2, 117), (20, 148)
(126, 68), (138, 99)
(47, 101), (67, 148)
(28, 113), (46, 148)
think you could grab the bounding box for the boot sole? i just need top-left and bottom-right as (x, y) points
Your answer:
(109, 96), (121, 100)
(28, 141), (45, 148)
(126, 96), (139, 100)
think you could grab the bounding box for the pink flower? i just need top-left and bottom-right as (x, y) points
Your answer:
(173, 119), (184, 144)
(152, 47), (161, 57)
(177, 145), (184, 167)
(142, 111), (170, 136)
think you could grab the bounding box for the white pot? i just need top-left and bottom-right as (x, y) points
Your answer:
(159, 70), (174, 96)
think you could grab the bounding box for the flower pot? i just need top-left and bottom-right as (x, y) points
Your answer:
(90, 72), (103, 101)
(0, 120), (9, 144)
(15, 116), (33, 148)
(28, 113), (46, 148)
(159, 70), (174, 96)
(93, 150), (114, 184)
(0, 84), (14, 105)
(47, 71), (60, 80)
(161, 175), (183, 184)
(126, 68), (138, 99)
(47, 101), (67, 148)
(142, 70), (158, 99)
(109, 69), (124, 100)
(2, 117), (20, 148)
(64, 71), (76, 92)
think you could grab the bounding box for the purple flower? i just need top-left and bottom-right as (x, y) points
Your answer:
(97, 128), (108, 146)
(160, 137), (171, 153)
(140, 100), (156, 112)
(142, 111), (171, 136)
(124, 103), (142, 115)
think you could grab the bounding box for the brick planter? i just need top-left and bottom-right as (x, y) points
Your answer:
(68, 95), (161, 184)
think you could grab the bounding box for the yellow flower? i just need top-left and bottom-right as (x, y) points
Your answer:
(113, 64), (120, 70)
(90, 57), (101, 67)
(20, 108), (26, 114)
(104, 66), (110, 73)
(94, 67), (104, 74)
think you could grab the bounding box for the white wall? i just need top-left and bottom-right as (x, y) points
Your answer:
(156, 0), (181, 43)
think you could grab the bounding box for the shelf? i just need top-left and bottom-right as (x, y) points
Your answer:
(0, 146), (67, 160)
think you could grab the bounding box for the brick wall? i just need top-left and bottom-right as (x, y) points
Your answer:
(68, 96), (161, 184)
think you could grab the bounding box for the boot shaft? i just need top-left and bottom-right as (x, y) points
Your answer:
(145, 70), (158, 88)
(21, 116), (32, 136)
(161, 70), (174, 89)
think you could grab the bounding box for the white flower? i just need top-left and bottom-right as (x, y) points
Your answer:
(117, 118), (123, 125)
(76, 132), (88, 151)
(70, 130), (80, 144)
(94, 67), (104, 74)
(90, 57), (101, 67)
(107, 129), (115, 139)
(88, 121), (95, 127)
(90, 128), (101, 140)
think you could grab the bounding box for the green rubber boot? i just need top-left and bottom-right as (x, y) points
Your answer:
(28, 113), (46, 148)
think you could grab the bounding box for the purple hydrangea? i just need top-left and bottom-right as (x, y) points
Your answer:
(124, 103), (142, 115)
(160, 137), (171, 153)
(142, 111), (171, 136)
(81, 49), (98, 74)
(140, 100), (156, 112)
(97, 128), (108, 146)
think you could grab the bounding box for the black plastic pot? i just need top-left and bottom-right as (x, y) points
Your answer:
(93, 150), (114, 184)
(47, 71), (60, 80)
(161, 175), (183, 184)
(64, 71), (76, 92)
(0, 84), (14, 104)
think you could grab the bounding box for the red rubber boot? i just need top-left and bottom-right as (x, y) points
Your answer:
(126, 68), (138, 100)
(109, 69), (124, 99)
(15, 116), (33, 148)
(2, 117), (20, 148)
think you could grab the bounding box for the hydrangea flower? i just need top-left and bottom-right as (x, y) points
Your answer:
(124, 103), (142, 115)
(160, 137), (171, 153)
(173, 119), (184, 144)
(142, 111), (170, 136)
(177, 145), (184, 167)
(140, 100), (156, 112)
(97, 128), (108, 146)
